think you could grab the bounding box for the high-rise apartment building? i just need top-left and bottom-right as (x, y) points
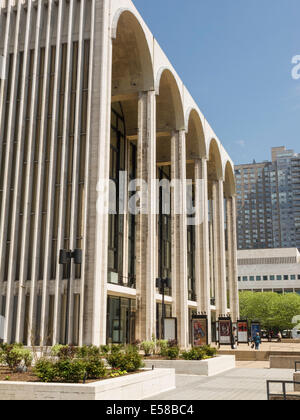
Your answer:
(235, 147), (300, 250)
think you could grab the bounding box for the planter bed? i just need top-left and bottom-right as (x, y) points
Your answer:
(0, 368), (175, 400)
(143, 355), (235, 376)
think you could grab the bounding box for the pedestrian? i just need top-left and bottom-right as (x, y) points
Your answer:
(253, 333), (261, 351)
(231, 327), (237, 350)
(277, 331), (282, 343)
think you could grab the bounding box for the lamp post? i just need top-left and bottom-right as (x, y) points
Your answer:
(156, 277), (171, 339)
(59, 249), (82, 344)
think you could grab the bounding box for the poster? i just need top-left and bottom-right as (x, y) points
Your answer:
(192, 317), (208, 347)
(251, 322), (261, 340)
(219, 318), (232, 345)
(164, 318), (177, 342)
(237, 321), (248, 343)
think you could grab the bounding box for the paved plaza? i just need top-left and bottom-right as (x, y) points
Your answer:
(147, 367), (294, 400)
(219, 342), (300, 352)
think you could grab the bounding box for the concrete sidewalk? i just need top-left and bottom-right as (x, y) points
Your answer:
(146, 368), (294, 400)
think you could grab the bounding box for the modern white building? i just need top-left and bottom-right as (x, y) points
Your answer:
(238, 248), (300, 295)
(0, 0), (239, 348)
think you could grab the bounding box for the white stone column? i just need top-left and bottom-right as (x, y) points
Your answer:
(212, 180), (227, 317)
(194, 158), (212, 343)
(83, 0), (111, 346)
(171, 130), (188, 348)
(136, 90), (157, 342)
(227, 196), (239, 321)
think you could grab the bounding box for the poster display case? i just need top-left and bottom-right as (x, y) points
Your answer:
(237, 320), (249, 344)
(218, 317), (232, 346)
(191, 315), (208, 347)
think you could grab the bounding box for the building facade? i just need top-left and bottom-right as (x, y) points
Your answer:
(235, 147), (300, 251)
(0, 0), (238, 348)
(238, 248), (300, 295)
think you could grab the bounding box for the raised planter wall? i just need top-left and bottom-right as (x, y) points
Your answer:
(143, 355), (235, 376)
(218, 350), (300, 362)
(270, 356), (300, 369)
(294, 373), (300, 392)
(0, 368), (175, 401)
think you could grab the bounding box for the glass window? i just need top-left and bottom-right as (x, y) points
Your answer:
(107, 296), (136, 345)
(108, 105), (126, 286)
(263, 276), (268, 281)
(277, 275), (282, 281)
(256, 276), (261, 281)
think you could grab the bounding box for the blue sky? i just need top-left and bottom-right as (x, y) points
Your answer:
(134, 0), (300, 165)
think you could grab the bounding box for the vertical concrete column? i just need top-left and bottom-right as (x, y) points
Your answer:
(211, 182), (219, 314)
(227, 196), (239, 321)
(0, 0), (22, 343)
(212, 180), (227, 317)
(136, 90), (157, 342)
(171, 132), (179, 321)
(83, 0), (111, 345)
(194, 158), (212, 343)
(171, 130), (188, 348)
(217, 179), (227, 316)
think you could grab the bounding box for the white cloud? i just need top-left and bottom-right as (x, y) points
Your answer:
(235, 140), (246, 148)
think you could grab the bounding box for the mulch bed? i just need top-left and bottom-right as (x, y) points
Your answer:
(0, 367), (39, 383)
(0, 366), (142, 384)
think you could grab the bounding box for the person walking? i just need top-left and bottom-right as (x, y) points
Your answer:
(231, 327), (237, 350)
(253, 333), (261, 351)
(277, 331), (282, 343)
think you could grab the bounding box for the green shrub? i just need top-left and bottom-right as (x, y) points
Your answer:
(82, 357), (106, 380)
(76, 345), (101, 359)
(181, 348), (206, 361)
(55, 359), (86, 383)
(156, 340), (168, 356)
(51, 344), (65, 357)
(0, 344), (33, 372)
(100, 345), (110, 355)
(20, 349), (33, 368)
(110, 344), (124, 354)
(107, 349), (143, 372)
(166, 347), (180, 360)
(141, 341), (155, 357)
(34, 359), (58, 383)
(56, 345), (77, 360)
(201, 345), (217, 358)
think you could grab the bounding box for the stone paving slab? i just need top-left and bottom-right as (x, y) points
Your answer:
(145, 368), (294, 401)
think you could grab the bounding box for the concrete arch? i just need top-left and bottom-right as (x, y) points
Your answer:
(207, 138), (223, 181)
(156, 67), (185, 131)
(111, 8), (154, 93)
(185, 108), (207, 159)
(224, 160), (236, 198)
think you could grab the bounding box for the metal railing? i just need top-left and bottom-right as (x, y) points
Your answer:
(267, 380), (300, 401)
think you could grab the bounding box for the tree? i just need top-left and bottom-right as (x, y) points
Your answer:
(239, 291), (300, 331)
